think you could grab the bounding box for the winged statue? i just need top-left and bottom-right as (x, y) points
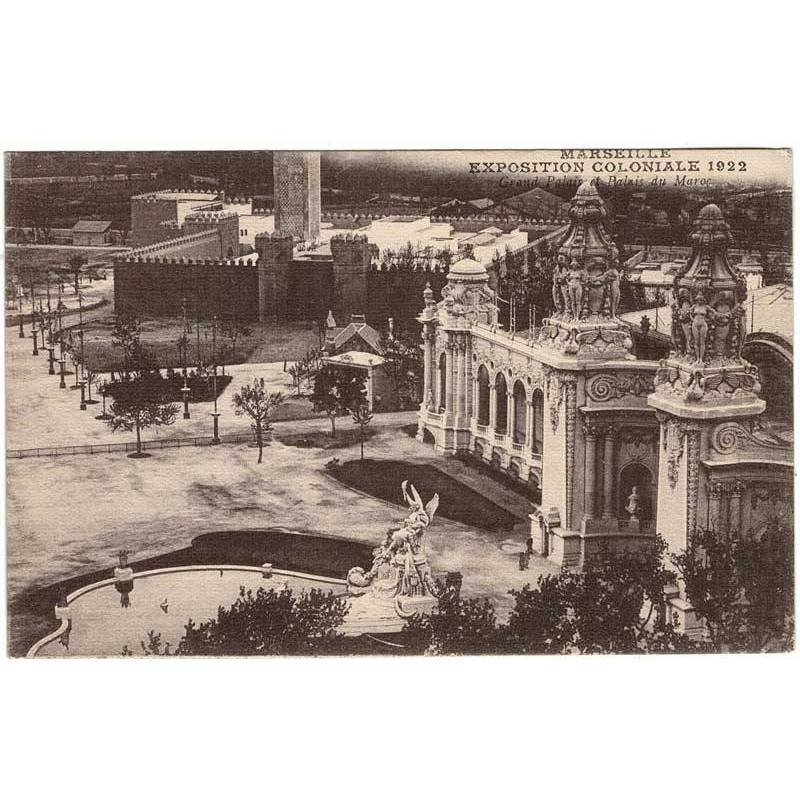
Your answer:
(346, 480), (441, 603)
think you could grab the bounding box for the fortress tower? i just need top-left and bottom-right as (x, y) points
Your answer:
(273, 151), (321, 243)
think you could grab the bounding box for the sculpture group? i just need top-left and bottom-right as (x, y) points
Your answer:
(347, 481), (441, 611)
(670, 279), (748, 365)
(551, 253), (622, 321)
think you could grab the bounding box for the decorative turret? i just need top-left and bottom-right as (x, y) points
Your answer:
(536, 181), (631, 361)
(651, 204), (763, 410)
(435, 256), (496, 327)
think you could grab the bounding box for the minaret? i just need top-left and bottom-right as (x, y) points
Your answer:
(648, 204), (765, 558)
(273, 151), (321, 243)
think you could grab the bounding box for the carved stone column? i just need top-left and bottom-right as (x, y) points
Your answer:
(506, 390), (514, 438)
(601, 426), (616, 519)
(728, 481), (744, 534)
(421, 328), (433, 411)
(709, 480), (724, 530)
(456, 338), (466, 420)
(583, 420), (598, 520)
(464, 343), (473, 420)
(564, 377), (578, 529)
(471, 377), (479, 425)
(525, 399), (534, 450)
(489, 382), (497, 431)
(686, 426), (701, 538)
(444, 340), (454, 416)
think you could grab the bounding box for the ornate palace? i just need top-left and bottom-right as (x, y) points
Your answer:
(417, 181), (792, 626)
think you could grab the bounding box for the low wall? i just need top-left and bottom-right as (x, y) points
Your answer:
(27, 564), (348, 657)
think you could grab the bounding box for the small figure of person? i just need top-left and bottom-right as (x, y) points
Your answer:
(518, 551), (530, 571)
(605, 259), (621, 319)
(690, 291), (713, 364)
(675, 288), (693, 355)
(552, 256), (565, 314)
(567, 259), (586, 320)
(626, 485), (640, 523)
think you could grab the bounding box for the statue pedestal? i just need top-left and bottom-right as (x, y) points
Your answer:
(537, 316), (634, 363)
(395, 594), (437, 619)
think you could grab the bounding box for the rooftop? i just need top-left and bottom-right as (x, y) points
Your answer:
(620, 283), (794, 344)
(71, 220), (112, 233)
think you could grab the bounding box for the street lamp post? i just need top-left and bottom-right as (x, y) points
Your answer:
(211, 315), (220, 444)
(18, 286), (25, 339)
(77, 292), (86, 384)
(181, 296), (191, 420)
(31, 318), (39, 356)
(79, 379), (87, 411)
(181, 384), (191, 420)
(96, 381), (111, 420)
(38, 301), (46, 349)
(59, 358), (67, 389)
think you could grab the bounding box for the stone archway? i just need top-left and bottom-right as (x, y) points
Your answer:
(531, 388), (544, 454)
(512, 380), (527, 444)
(494, 372), (508, 434)
(438, 352), (447, 412)
(618, 462), (654, 528)
(477, 365), (490, 425)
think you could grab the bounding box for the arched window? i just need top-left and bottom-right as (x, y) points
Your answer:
(494, 373), (508, 434)
(438, 352), (447, 412)
(531, 388), (544, 454)
(477, 365), (490, 425)
(512, 380), (527, 444)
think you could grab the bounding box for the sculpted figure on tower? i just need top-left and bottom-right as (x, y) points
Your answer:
(655, 203), (762, 404)
(536, 180), (633, 360)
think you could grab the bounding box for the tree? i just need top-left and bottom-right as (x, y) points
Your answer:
(505, 537), (696, 654)
(402, 592), (502, 656)
(134, 586), (350, 656)
(311, 365), (366, 437)
(351, 403), (373, 461)
(111, 312), (142, 380)
(672, 525), (794, 652)
(231, 378), (284, 463)
(219, 316), (253, 367)
(105, 366), (180, 457)
(401, 536), (702, 656)
(68, 254), (86, 295)
(380, 328), (422, 409)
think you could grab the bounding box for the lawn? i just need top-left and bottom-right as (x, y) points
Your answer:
(5, 245), (120, 277)
(79, 316), (322, 372)
(330, 458), (523, 532)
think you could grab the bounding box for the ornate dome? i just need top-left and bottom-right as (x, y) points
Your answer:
(446, 257), (489, 281)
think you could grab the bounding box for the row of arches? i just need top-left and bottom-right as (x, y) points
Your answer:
(435, 355), (543, 454)
(476, 366), (544, 454)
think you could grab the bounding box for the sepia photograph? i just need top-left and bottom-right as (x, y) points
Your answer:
(4, 148), (793, 658)
(2, 6), (799, 797)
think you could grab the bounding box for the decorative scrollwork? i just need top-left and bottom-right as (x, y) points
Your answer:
(585, 372), (655, 403)
(710, 421), (745, 455)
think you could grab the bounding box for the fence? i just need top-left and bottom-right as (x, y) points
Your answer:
(6, 430), (257, 460)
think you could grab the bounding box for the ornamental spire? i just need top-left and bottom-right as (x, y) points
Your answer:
(652, 203), (762, 408)
(668, 204), (748, 365)
(537, 181), (632, 361)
